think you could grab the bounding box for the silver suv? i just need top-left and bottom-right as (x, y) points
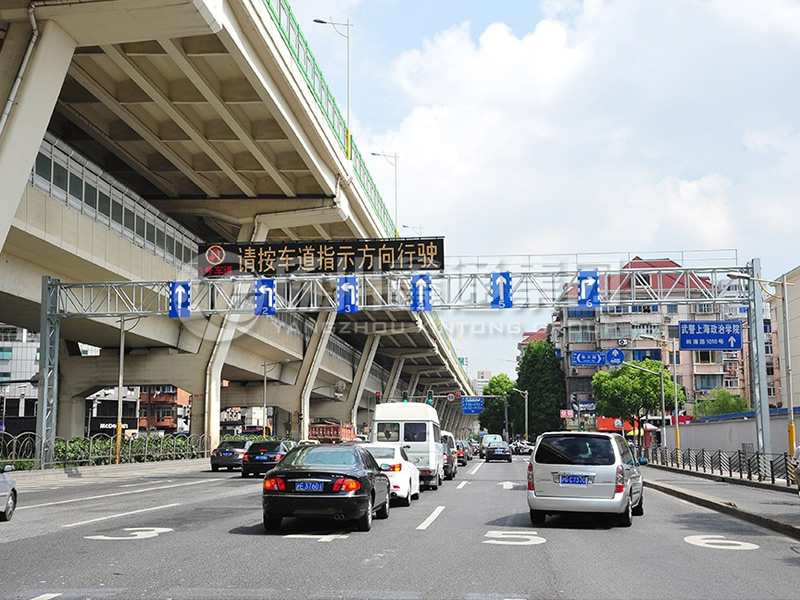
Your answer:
(526, 432), (645, 527)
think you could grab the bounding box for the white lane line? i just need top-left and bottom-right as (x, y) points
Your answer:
(18, 479), (212, 510)
(62, 503), (181, 528)
(456, 480), (469, 490)
(118, 480), (172, 488)
(469, 462), (484, 475)
(29, 594), (61, 600)
(416, 505), (445, 530)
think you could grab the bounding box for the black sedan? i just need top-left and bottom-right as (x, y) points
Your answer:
(261, 444), (391, 532)
(210, 439), (252, 471)
(241, 440), (296, 478)
(485, 441), (513, 462)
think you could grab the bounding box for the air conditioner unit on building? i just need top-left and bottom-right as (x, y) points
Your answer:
(618, 339), (629, 347)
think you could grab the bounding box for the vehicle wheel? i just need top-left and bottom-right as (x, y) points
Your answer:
(402, 482), (413, 506)
(507, 457), (512, 463)
(377, 494), (391, 519)
(262, 512), (281, 531)
(356, 496), (374, 531)
(227, 466), (233, 471)
(632, 492), (645, 517)
(0, 491), (16, 522)
(485, 458), (490, 462)
(211, 465), (219, 472)
(530, 509), (545, 526)
(618, 498), (633, 527)
(412, 487), (420, 500)
(241, 470), (249, 478)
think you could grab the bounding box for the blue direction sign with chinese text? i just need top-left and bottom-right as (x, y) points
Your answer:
(571, 351), (606, 366)
(410, 274), (432, 312)
(461, 396), (484, 414)
(606, 348), (625, 366)
(490, 272), (513, 309)
(578, 270), (601, 307)
(679, 320), (743, 350)
(337, 276), (359, 313)
(169, 281), (190, 318)
(254, 279), (276, 316)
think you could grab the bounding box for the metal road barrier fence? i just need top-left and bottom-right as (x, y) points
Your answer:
(0, 432), (211, 470)
(642, 445), (796, 487)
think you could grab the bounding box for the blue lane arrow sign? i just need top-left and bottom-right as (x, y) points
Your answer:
(490, 271), (513, 309)
(169, 281), (190, 318)
(606, 348), (625, 367)
(254, 279), (276, 316)
(578, 270), (600, 307)
(337, 276), (359, 313)
(410, 274), (432, 312)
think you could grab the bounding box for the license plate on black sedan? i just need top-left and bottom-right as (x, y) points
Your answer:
(295, 481), (324, 492)
(560, 475), (588, 485)
(222, 452), (233, 457)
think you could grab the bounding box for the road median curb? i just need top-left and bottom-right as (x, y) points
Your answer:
(645, 479), (800, 542)
(9, 458), (208, 483)
(645, 463), (796, 494)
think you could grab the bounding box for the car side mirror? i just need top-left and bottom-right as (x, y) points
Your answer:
(379, 463), (392, 471)
(638, 457), (648, 466)
(3, 465), (14, 473)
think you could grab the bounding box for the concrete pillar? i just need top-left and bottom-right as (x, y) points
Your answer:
(347, 334), (380, 424)
(384, 357), (406, 401)
(0, 20), (75, 251)
(407, 372), (421, 400)
(201, 313), (238, 450)
(297, 312), (336, 439)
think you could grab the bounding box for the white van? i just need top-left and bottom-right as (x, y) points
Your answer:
(372, 403), (444, 490)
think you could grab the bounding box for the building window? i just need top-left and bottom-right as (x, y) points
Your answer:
(723, 377), (739, 389)
(567, 307), (596, 318)
(603, 305), (627, 314)
(0, 347), (12, 361)
(764, 341), (773, 356)
(666, 305), (678, 314)
(694, 351), (717, 364)
(696, 374), (721, 391)
(669, 351), (680, 365)
(767, 383), (776, 398)
(694, 303), (715, 314)
(667, 325), (679, 339)
(568, 326), (596, 343)
(766, 363), (774, 377)
(631, 305), (659, 313)
(0, 372), (11, 381)
(764, 319), (772, 334)
(600, 323), (631, 339)
(633, 323), (661, 338)
(633, 349), (661, 361)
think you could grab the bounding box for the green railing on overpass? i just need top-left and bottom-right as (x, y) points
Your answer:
(263, 0), (395, 238)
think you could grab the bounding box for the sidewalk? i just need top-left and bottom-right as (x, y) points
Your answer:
(643, 464), (800, 541)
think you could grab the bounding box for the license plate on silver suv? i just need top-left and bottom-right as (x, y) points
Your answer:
(560, 474), (588, 485)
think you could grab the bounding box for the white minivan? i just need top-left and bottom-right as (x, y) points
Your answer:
(372, 403), (444, 490)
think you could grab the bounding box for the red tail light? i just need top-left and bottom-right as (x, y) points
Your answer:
(333, 477), (361, 492)
(387, 463), (402, 472)
(263, 477), (285, 491)
(242, 454), (249, 462)
(211, 450), (219, 456)
(274, 455), (283, 462)
(615, 465), (625, 494)
(527, 462), (534, 491)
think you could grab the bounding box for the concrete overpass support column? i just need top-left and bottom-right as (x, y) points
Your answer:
(202, 315), (238, 450)
(0, 19), (75, 250)
(347, 334), (380, 425)
(297, 312), (337, 439)
(384, 357), (406, 401)
(406, 373), (421, 400)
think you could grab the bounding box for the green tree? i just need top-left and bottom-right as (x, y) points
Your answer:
(592, 359), (685, 445)
(693, 387), (748, 417)
(516, 340), (565, 438)
(478, 373), (515, 435)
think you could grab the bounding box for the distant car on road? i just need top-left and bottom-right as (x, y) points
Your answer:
(1, 465), (17, 522)
(441, 431), (458, 480)
(485, 441), (513, 462)
(210, 439), (253, 472)
(360, 442), (420, 506)
(261, 443), (391, 532)
(480, 434), (503, 458)
(455, 440), (469, 466)
(526, 431), (646, 527)
(242, 440), (296, 478)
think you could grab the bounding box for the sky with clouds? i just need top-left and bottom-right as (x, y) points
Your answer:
(289, 0), (800, 379)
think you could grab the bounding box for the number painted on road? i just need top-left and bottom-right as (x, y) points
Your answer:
(684, 535), (759, 550)
(84, 527), (173, 541)
(483, 530), (546, 545)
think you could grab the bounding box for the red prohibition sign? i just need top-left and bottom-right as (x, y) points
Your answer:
(205, 245), (225, 265)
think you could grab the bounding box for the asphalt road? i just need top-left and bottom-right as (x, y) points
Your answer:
(1, 457), (799, 600)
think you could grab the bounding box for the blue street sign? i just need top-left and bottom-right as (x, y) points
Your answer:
(410, 274), (432, 312)
(254, 279), (276, 316)
(578, 270), (600, 307)
(490, 272), (513, 309)
(571, 351), (606, 366)
(461, 396), (484, 414)
(679, 320), (743, 350)
(606, 348), (625, 366)
(337, 276), (359, 313)
(169, 281), (190, 318)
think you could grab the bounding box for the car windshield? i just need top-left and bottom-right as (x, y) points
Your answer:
(362, 446), (396, 460)
(217, 440), (247, 449)
(535, 436), (616, 466)
(489, 442), (506, 448)
(249, 441), (282, 452)
(281, 446), (360, 467)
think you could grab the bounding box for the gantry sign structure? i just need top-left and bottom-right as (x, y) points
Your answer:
(36, 257), (770, 466)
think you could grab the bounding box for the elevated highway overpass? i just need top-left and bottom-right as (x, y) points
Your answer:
(0, 0), (472, 450)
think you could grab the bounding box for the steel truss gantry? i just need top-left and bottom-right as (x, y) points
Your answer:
(37, 261), (769, 467)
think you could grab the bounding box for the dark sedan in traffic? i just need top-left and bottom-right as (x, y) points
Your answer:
(241, 440), (296, 478)
(210, 439), (252, 472)
(261, 443), (391, 532)
(485, 441), (513, 462)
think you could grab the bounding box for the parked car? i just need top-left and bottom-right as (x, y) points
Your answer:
(1, 465), (17, 522)
(479, 434), (503, 458)
(455, 440), (469, 466)
(361, 442), (421, 506)
(261, 443), (391, 532)
(485, 441), (513, 462)
(526, 431), (646, 527)
(441, 431), (458, 480)
(242, 440), (296, 478)
(210, 439), (252, 471)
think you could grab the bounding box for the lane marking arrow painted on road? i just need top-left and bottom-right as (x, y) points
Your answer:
(497, 481), (515, 490)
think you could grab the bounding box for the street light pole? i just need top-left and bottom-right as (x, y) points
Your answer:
(640, 335), (678, 451)
(262, 361), (268, 439)
(621, 361), (664, 449)
(512, 387), (529, 440)
(371, 152), (399, 238)
(314, 17), (352, 159)
(115, 316), (126, 464)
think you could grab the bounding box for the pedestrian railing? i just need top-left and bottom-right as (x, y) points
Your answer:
(0, 432), (210, 470)
(642, 446), (795, 487)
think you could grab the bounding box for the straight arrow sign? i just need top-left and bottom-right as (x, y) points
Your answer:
(411, 274), (431, 312)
